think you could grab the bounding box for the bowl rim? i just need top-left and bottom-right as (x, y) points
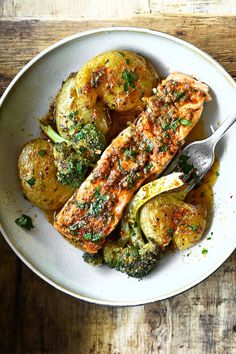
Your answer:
(0, 26), (236, 306)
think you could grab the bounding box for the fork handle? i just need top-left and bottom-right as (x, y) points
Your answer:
(208, 112), (236, 146)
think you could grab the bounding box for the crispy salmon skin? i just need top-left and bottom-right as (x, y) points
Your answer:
(54, 72), (211, 253)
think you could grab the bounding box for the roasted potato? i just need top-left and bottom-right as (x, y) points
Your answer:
(18, 138), (75, 211)
(76, 50), (159, 112)
(55, 74), (111, 139)
(140, 193), (207, 250)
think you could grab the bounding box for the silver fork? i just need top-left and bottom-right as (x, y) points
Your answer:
(163, 113), (236, 187)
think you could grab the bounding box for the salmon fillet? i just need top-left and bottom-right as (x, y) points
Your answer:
(54, 72), (211, 253)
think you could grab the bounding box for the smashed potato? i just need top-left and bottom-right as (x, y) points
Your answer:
(140, 192), (207, 250)
(55, 74), (110, 139)
(76, 50), (158, 112)
(18, 139), (74, 211)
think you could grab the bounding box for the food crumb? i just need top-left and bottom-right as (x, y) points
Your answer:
(202, 248), (208, 255)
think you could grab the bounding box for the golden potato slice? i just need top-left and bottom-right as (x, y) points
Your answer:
(140, 193), (207, 250)
(55, 74), (110, 139)
(76, 50), (159, 112)
(18, 138), (74, 211)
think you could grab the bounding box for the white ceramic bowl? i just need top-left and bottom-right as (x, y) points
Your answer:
(0, 27), (236, 306)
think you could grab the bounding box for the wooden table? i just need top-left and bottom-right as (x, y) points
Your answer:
(0, 2), (236, 353)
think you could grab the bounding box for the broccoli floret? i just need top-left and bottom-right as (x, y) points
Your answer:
(53, 142), (87, 187)
(83, 251), (104, 266)
(41, 122), (106, 187)
(102, 240), (159, 278)
(73, 123), (106, 164)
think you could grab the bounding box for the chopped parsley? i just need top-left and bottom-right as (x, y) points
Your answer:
(84, 232), (103, 242)
(117, 51), (125, 57)
(167, 228), (174, 237)
(189, 224), (198, 231)
(26, 176), (36, 187)
(69, 110), (78, 119)
(38, 150), (46, 157)
(89, 189), (108, 216)
(174, 91), (186, 101)
(126, 58), (130, 65)
(202, 248), (208, 255)
(15, 214), (34, 230)
(127, 174), (135, 189)
(162, 122), (170, 131)
(160, 144), (168, 152)
(179, 118), (192, 126)
(144, 163), (153, 174)
(216, 171), (220, 177)
(76, 163), (84, 174)
(122, 70), (138, 91)
(125, 148), (136, 159)
(146, 144), (153, 153)
(69, 223), (78, 234)
(118, 159), (123, 171)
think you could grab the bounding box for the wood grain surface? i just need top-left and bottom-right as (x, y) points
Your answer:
(0, 16), (236, 354)
(1, 0), (236, 19)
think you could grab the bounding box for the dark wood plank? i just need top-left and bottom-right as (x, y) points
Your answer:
(0, 17), (236, 354)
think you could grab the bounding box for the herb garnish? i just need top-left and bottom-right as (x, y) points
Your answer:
(15, 214), (34, 230)
(38, 150), (46, 157)
(69, 111), (78, 119)
(125, 148), (136, 159)
(202, 248), (208, 255)
(76, 163), (84, 174)
(167, 228), (174, 237)
(126, 58), (130, 65)
(84, 232), (103, 242)
(179, 118), (192, 126)
(118, 51), (125, 57)
(174, 91), (186, 101)
(26, 176), (36, 187)
(122, 70), (138, 91)
(189, 224), (198, 231)
(88, 189), (108, 216)
(160, 144), (168, 152)
(146, 144), (153, 153)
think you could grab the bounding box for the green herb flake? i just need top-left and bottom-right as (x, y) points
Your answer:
(125, 148), (136, 159)
(146, 144), (153, 153)
(15, 214), (34, 231)
(174, 91), (186, 101)
(207, 237), (211, 240)
(69, 224), (78, 234)
(202, 248), (208, 255)
(118, 159), (123, 171)
(216, 171), (220, 177)
(160, 144), (168, 152)
(189, 224), (198, 231)
(26, 176), (36, 187)
(122, 70), (138, 91)
(84, 232), (103, 242)
(118, 51), (125, 57)
(76, 163), (84, 174)
(179, 118), (192, 126)
(126, 58), (130, 65)
(144, 163), (154, 174)
(162, 122), (170, 131)
(124, 82), (129, 92)
(38, 150), (46, 157)
(167, 228), (174, 237)
(79, 146), (87, 153)
(69, 110), (78, 119)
